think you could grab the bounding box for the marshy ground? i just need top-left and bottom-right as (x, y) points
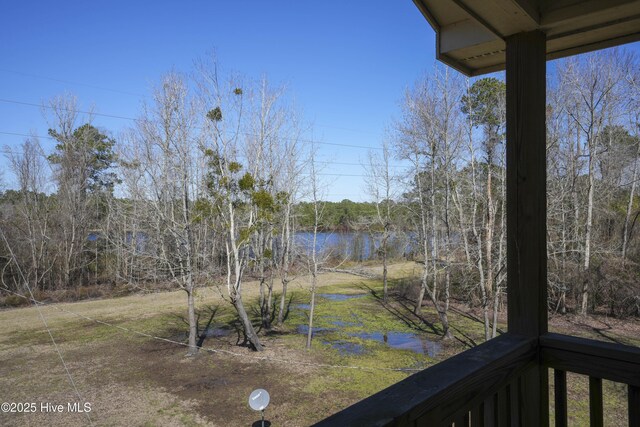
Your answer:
(0, 262), (637, 426)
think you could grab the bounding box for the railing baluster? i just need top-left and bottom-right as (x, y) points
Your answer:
(589, 377), (603, 427)
(453, 412), (470, 427)
(630, 385), (639, 427)
(497, 386), (509, 426)
(483, 395), (497, 426)
(509, 379), (520, 426)
(554, 369), (567, 427)
(471, 403), (484, 427)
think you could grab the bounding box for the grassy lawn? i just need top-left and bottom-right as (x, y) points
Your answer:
(0, 262), (636, 426)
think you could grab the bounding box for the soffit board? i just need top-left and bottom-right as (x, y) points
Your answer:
(414, 0), (640, 76)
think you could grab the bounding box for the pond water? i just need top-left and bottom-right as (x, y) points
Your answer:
(319, 293), (367, 301)
(295, 231), (413, 261)
(88, 230), (422, 261)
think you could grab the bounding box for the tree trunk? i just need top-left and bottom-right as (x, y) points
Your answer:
(581, 133), (596, 315)
(622, 138), (640, 260)
(186, 284), (197, 355)
(382, 227), (388, 302)
(277, 204), (292, 326)
(234, 295), (263, 351)
(306, 276), (317, 349)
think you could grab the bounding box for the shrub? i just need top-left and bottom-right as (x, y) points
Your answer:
(2, 294), (29, 308)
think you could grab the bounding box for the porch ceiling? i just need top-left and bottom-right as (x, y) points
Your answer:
(414, 0), (640, 76)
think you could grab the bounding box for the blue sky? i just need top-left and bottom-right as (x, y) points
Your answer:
(2, 2), (639, 201)
(0, 1), (441, 201)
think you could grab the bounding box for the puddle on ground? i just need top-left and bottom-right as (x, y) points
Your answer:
(296, 324), (335, 335)
(203, 327), (232, 338)
(329, 318), (362, 328)
(297, 322), (441, 357)
(323, 340), (365, 355)
(293, 303), (310, 310)
(350, 331), (441, 357)
(318, 293), (367, 301)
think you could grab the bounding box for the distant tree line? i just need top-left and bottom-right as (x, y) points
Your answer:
(295, 199), (380, 231)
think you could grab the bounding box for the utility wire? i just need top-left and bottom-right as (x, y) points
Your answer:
(0, 68), (383, 137)
(0, 98), (384, 150)
(0, 68), (144, 98)
(0, 286), (423, 373)
(0, 146), (375, 178)
(0, 131), (55, 141)
(0, 134), (407, 165)
(0, 98), (138, 121)
(0, 138), (410, 171)
(0, 230), (93, 426)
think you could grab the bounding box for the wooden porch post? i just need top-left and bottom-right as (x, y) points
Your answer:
(506, 30), (548, 426)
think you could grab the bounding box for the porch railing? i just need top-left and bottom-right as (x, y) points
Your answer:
(542, 333), (640, 427)
(313, 333), (640, 426)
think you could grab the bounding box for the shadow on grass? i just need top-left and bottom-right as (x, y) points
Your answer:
(196, 306), (219, 348)
(357, 280), (480, 350)
(357, 281), (441, 336)
(572, 317), (632, 346)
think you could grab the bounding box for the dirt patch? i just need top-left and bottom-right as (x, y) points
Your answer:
(130, 336), (323, 426)
(0, 318), (360, 427)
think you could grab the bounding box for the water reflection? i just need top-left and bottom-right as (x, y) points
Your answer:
(203, 327), (232, 338)
(318, 293), (366, 301)
(296, 325), (335, 335)
(323, 340), (365, 355)
(295, 232), (413, 261)
(351, 331), (441, 357)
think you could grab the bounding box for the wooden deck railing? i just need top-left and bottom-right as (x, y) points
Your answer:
(313, 333), (640, 427)
(541, 333), (640, 427)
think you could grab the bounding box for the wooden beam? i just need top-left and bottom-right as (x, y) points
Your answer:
(541, 333), (640, 387)
(506, 30), (548, 338)
(540, 0), (637, 26)
(440, 19), (498, 54)
(506, 29), (548, 427)
(513, 0), (541, 24)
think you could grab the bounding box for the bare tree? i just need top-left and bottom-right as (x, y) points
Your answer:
(196, 58), (265, 351)
(364, 138), (395, 301)
(306, 143), (324, 349)
(123, 72), (200, 355)
(395, 70), (457, 339)
(560, 51), (628, 314)
(5, 137), (52, 292)
(623, 72), (640, 261)
(44, 94), (86, 288)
